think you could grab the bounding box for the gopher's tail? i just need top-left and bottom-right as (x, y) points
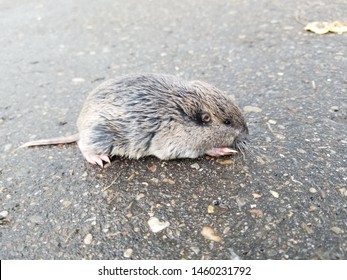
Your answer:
(20, 133), (79, 148)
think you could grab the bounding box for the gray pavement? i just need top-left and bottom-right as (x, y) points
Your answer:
(0, 0), (346, 259)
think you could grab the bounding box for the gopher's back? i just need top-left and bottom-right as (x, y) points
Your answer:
(76, 74), (196, 159)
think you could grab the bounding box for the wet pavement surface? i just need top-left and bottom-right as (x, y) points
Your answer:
(0, 0), (346, 259)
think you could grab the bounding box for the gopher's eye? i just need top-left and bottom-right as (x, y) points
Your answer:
(200, 112), (211, 123)
(224, 120), (231, 125)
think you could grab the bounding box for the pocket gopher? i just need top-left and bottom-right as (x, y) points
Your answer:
(21, 74), (249, 167)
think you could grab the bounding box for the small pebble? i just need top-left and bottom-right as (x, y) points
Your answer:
(190, 246), (200, 254)
(148, 217), (170, 233)
(3, 144), (12, 152)
(190, 163), (200, 170)
(270, 190), (279, 198)
(123, 248), (133, 258)
(148, 163), (157, 173)
(136, 193), (145, 200)
(28, 215), (44, 225)
(243, 105), (262, 113)
(252, 193), (262, 199)
(267, 249), (278, 257)
(0, 210), (9, 218)
(62, 200), (72, 208)
(275, 134), (286, 140)
(268, 119), (277, 124)
(84, 233), (93, 245)
(330, 106), (339, 112)
(72, 77), (85, 84)
(309, 188), (317, 193)
(338, 187), (347, 197)
(150, 178), (159, 184)
(236, 197), (247, 208)
(228, 248), (240, 260)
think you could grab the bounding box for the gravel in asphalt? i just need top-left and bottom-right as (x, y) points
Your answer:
(0, 0), (346, 259)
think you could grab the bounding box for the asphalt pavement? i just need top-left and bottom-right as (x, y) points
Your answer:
(0, 0), (346, 259)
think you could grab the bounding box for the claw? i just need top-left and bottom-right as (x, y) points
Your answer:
(99, 154), (111, 163)
(84, 154), (111, 167)
(205, 147), (238, 157)
(221, 147), (238, 154)
(95, 157), (104, 167)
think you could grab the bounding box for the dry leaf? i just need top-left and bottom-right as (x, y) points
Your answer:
(256, 156), (266, 165)
(330, 226), (343, 234)
(201, 226), (221, 242)
(305, 21), (347, 34)
(301, 223), (314, 234)
(329, 21), (347, 34)
(162, 178), (175, 185)
(216, 158), (233, 165)
(243, 105), (262, 113)
(249, 208), (264, 218)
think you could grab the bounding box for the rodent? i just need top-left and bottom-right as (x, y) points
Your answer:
(21, 74), (249, 167)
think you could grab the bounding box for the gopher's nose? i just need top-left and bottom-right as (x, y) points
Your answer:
(239, 128), (249, 140)
(241, 124), (249, 136)
(231, 130), (249, 150)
